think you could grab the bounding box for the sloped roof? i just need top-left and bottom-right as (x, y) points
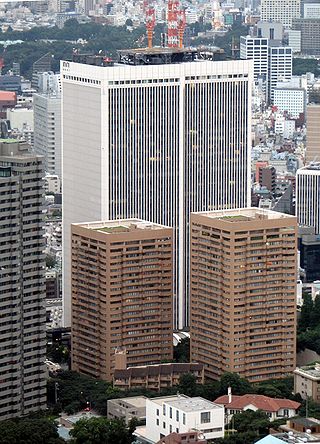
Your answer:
(0, 91), (16, 101)
(214, 394), (300, 412)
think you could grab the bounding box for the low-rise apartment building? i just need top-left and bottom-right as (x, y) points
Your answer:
(294, 364), (320, 401)
(113, 363), (204, 392)
(143, 395), (224, 442)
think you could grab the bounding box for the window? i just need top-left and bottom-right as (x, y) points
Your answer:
(170, 425), (172, 433)
(183, 413), (186, 425)
(163, 422), (166, 429)
(156, 418), (159, 426)
(176, 410), (179, 421)
(163, 404), (166, 415)
(169, 407), (172, 418)
(201, 412), (211, 424)
(156, 409), (159, 416)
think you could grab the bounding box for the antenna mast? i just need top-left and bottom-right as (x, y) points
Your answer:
(146, 4), (156, 48)
(167, 0), (185, 48)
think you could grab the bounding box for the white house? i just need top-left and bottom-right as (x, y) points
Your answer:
(214, 392), (300, 424)
(145, 395), (224, 442)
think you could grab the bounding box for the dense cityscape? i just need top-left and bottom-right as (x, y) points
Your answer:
(0, 0), (320, 442)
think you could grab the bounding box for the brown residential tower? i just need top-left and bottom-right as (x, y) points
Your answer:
(71, 219), (173, 381)
(190, 208), (297, 382)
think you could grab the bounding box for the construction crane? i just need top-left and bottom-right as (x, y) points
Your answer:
(167, 0), (185, 48)
(146, 4), (156, 48)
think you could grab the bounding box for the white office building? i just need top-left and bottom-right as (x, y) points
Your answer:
(61, 49), (253, 328)
(288, 30), (302, 52)
(144, 395), (224, 442)
(240, 36), (268, 96)
(274, 116), (296, 138)
(303, 3), (320, 18)
(260, 0), (301, 28)
(273, 87), (306, 118)
(33, 73), (62, 178)
(268, 44), (292, 101)
(296, 164), (320, 235)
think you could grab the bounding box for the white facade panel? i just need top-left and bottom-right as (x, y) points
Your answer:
(146, 396), (224, 442)
(296, 166), (320, 235)
(33, 93), (61, 177)
(261, 0), (301, 28)
(273, 88), (306, 118)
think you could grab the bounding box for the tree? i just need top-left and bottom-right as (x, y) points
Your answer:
(231, 409), (270, 436)
(0, 418), (65, 444)
(46, 255), (56, 268)
(311, 294), (320, 328)
(214, 431), (259, 444)
(219, 372), (252, 396)
(255, 377), (294, 400)
(70, 417), (133, 444)
(299, 292), (314, 332)
(178, 373), (198, 397)
(173, 337), (190, 362)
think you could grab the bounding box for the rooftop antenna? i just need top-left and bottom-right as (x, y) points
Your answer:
(146, 4), (156, 49)
(167, 0), (180, 48)
(177, 9), (186, 48)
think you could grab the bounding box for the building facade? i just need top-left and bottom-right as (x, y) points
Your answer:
(273, 87), (306, 119)
(190, 208), (297, 382)
(33, 88), (61, 178)
(292, 18), (320, 55)
(294, 364), (320, 401)
(107, 396), (147, 425)
(299, 227), (320, 282)
(305, 104), (320, 163)
(62, 50), (253, 328)
(71, 219), (173, 381)
(0, 140), (46, 419)
(268, 44), (293, 102)
(145, 395), (224, 442)
(260, 0), (301, 28)
(214, 393), (300, 423)
(113, 362), (204, 392)
(240, 36), (269, 96)
(296, 164), (320, 235)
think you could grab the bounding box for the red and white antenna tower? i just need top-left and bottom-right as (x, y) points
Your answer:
(177, 8), (186, 48)
(167, 0), (179, 47)
(146, 4), (156, 48)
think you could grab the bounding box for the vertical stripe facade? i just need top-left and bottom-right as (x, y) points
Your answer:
(62, 59), (253, 329)
(107, 74), (250, 327)
(296, 168), (320, 235)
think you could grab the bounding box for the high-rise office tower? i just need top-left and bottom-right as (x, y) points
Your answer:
(268, 43), (292, 101)
(190, 208), (297, 382)
(305, 103), (320, 163)
(71, 219), (173, 381)
(62, 49), (253, 329)
(260, 0), (301, 29)
(292, 18), (320, 55)
(296, 164), (320, 235)
(240, 36), (269, 96)
(240, 37), (292, 102)
(33, 72), (62, 180)
(0, 140), (46, 419)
